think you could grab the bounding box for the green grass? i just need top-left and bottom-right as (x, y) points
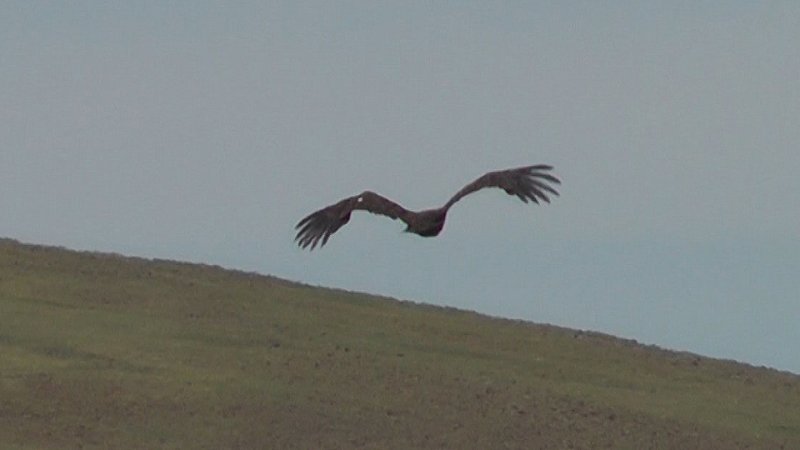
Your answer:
(1, 238), (798, 449)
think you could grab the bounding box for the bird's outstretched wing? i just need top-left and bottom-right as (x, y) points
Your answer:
(295, 191), (409, 250)
(444, 165), (561, 209)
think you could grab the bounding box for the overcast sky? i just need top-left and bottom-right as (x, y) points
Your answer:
(2, 2), (799, 373)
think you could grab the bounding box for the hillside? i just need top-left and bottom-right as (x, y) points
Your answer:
(0, 238), (798, 449)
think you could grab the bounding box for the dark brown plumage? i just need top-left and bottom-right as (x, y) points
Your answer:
(295, 164), (560, 250)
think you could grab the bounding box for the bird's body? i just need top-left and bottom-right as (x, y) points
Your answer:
(295, 164), (560, 250)
(402, 207), (447, 237)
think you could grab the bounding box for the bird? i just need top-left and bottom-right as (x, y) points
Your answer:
(294, 164), (560, 250)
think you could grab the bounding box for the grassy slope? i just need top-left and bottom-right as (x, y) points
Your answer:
(0, 238), (798, 449)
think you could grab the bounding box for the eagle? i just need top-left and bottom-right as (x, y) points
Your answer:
(295, 164), (560, 250)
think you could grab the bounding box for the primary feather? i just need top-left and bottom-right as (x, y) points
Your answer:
(295, 165), (560, 250)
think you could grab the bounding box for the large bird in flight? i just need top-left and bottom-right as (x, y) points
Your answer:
(295, 164), (560, 250)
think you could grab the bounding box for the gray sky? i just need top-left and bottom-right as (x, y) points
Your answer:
(2, 2), (799, 372)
